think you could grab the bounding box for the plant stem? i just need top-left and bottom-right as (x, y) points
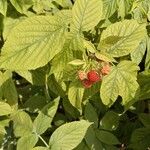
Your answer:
(45, 74), (51, 102)
(38, 135), (49, 148)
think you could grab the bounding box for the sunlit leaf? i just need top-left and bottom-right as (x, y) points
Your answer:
(100, 61), (139, 106)
(49, 120), (91, 150)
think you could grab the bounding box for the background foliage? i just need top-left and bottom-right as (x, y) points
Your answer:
(0, 0), (150, 150)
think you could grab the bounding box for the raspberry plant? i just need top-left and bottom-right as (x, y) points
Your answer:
(0, 0), (150, 150)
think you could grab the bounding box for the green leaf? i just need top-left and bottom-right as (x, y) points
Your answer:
(17, 66), (46, 85)
(139, 113), (150, 127)
(131, 127), (150, 143)
(0, 71), (18, 106)
(99, 111), (119, 131)
(53, 113), (67, 127)
(84, 40), (96, 53)
(48, 75), (66, 97)
(49, 120), (91, 150)
(63, 99), (80, 119)
(0, 71), (11, 86)
(0, 119), (9, 135)
(98, 20), (146, 57)
(131, 39), (146, 65)
(103, 145), (118, 150)
(117, 0), (132, 18)
(132, 0), (150, 22)
(0, 101), (12, 116)
(10, 0), (33, 14)
(100, 61), (139, 106)
(74, 140), (89, 150)
(68, 81), (84, 110)
(68, 59), (85, 66)
(0, 0), (7, 16)
(137, 70), (150, 100)
(145, 36), (150, 69)
(3, 15), (25, 40)
(95, 52), (117, 63)
(33, 97), (59, 135)
(54, 0), (72, 8)
(83, 82), (100, 101)
(17, 134), (38, 150)
(130, 127), (150, 150)
(24, 95), (47, 113)
(96, 130), (120, 145)
(72, 0), (103, 31)
(12, 111), (33, 137)
(84, 103), (98, 128)
(102, 0), (117, 18)
(0, 13), (69, 70)
(32, 147), (49, 150)
(51, 40), (74, 73)
(16, 70), (33, 84)
(1, 77), (18, 106)
(32, 0), (55, 13)
(51, 33), (84, 74)
(85, 127), (103, 150)
(148, 8), (150, 21)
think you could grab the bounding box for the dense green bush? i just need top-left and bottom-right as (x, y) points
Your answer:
(0, 0), (150, 150)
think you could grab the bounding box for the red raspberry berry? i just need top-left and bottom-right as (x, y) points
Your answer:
(82, 79), (93, 88)
(77, 70), (87, 81)
(87, 70), (100, 82)
(101, 64), (111, 75)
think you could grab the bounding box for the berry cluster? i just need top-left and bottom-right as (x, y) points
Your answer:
(77, 64), (111, 88)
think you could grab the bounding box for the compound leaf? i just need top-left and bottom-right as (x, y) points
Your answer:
(98, 20), (146, 57)
(100, 61), (139, 106)
(0, 13), (70, 70)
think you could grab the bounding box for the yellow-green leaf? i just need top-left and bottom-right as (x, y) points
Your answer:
(49, 120), (92, 150)
(72, 0), (103, 31)
(0, 101), (12, 116)
(100, 61), (139, 106)
(0, 0), (7, 16)
(0, 13), (69, 70)
(98, 20), (146, 57)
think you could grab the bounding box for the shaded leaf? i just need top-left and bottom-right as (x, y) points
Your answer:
(33, 97), (59, 135)
(24, 95), (47, 113)
(145, 36), (150, 69)
(139, 113), (150, 127)
(100, 111), (119, 131)
(84, 103), (98, 128)
(85, 127), (103, 150)
(96, 130), (120, 145)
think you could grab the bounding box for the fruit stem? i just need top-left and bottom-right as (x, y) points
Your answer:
(38, 135), (49, 148)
